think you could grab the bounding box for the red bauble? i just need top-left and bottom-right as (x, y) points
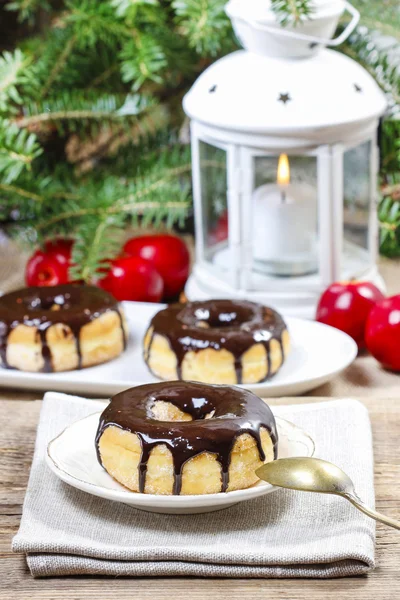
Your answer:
(98, 256), (164, 303)
(25, 239), (73, 287)
(366, 295), (400, 370)
(316, 281), (385, 349)
(123, 234), (190, 299)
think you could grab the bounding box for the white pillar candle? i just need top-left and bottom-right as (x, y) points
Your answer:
(253, 179), (318, 276)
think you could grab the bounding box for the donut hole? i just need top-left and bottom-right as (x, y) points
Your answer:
(193, 306), (250, 329)
(151, 400), (192, 422)
(151, 399), (215, 422)
(194, 320), (210, 329)
(20, 291), (73, 312)
(178, 300), (257, 330)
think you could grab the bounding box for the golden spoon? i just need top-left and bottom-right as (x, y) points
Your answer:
(256, 457), (400, 530)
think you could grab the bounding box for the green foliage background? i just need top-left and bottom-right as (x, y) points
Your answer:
(0, 0), (399, 278)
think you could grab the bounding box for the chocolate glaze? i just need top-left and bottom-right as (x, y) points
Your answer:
(0, 284), (126, 372)
(95, 381), (278, 495)
(144, 300), (287, 384)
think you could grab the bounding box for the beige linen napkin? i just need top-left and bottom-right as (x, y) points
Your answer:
(12, 392), (375, 578)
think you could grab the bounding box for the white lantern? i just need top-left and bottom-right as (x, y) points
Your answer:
(183, 0), (387, 318)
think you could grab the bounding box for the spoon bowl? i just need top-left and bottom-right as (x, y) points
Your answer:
(256, 457), (400, 530)
(257, 457), (355, 495)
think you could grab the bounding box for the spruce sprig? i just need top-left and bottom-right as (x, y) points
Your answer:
(71, 214), (125, 283)
(111, 0), (159, 22)
(1, 140), (191, 281)
(0, 50), (33, 113)
(172, 0), (233, 55)
(5, 0), (50, 24)
(2, 0), (400, 271)
(351, 0), (400, 40)
(63, 0), (131, 50)
(378, 177), (400, 258)
(342, 27), (400, 177)
(120, 36), (168, 91)
(18, 91), (154, 132)
(343, 28), (400, 111)
(271, 0), (315, 27)
(0, 120), (43, 184)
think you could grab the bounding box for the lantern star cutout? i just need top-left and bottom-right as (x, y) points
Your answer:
(209, 84), (217, 93)
(354, 83), (363, 93)
(278, 93), (291, 105)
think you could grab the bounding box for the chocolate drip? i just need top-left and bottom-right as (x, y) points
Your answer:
(145, 300), (287, 384)
(95, 381), (278, 495)
(115, 309), (127, 351)
(37, 323), (53, 373)
(0, 284), (126, 372)
(234, 355), (243, 385)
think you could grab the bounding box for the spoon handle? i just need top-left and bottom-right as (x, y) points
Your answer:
(343, 493), (400, 530)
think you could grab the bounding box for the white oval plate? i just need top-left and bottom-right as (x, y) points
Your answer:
(46, 411), (315, 514)
(0, 302), (357, 397)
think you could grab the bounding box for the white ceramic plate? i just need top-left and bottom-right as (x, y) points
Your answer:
(0, 302), (357, 397)
(46, 404), (315, 514)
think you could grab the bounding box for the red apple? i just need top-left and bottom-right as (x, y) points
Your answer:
(44, 239), (73, 269)
(366, 295), (400, 370)
(316, 281), (385, 349)
(97, 256), (164, 303)
(123, 234), (190, 299)
(25, 239), (73, 287)
(209, 211), (228, 245)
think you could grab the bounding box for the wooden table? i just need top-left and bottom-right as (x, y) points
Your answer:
(1, 395), (399, 600)
(1, 256), (400, 598)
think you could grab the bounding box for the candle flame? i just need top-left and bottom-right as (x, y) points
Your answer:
(277, 154), (290, 185)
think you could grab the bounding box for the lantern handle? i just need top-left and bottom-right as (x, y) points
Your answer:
(229, 1), (360, 48)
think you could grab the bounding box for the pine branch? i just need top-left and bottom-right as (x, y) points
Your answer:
(86, 63), (120, 89)
(24, 4), (130, 97)
(0, 120), (43, 183)
(15, 146), (192, 281)
(33, 197), (189, 232)
(111, 0), (159, 21)
(120, 35), (167, 91)
(63, 0), (132, 50)
(360, 19), (400, 40)
(271, 0), (314, 26)
(342, 25), (400, 178)
(380, 120), (400, 176)
(0, 50), (32, 113)
(0, 141), (191, 269)
(34, 164), (191, 232)
(343, 29), (400, 109)
(0, 163), (87, 223)
(5, 0), (50, 23)
(71, 214), (125, 282)
(65, 103), (169, 172)
(16, 92), (153, 130)
(378, 177), (400, 257)
(41, 34), (78, 98)
(0, 182), (43, 203)
(172, 0), (233, 56)
(352, 0), (400, 42)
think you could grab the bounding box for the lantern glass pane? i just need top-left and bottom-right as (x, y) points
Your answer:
(251, 154), (319, 278)
(343, 141), (373, 276)
(199, 141), (229, 267)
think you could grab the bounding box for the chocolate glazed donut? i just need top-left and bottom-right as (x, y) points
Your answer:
(0, 284), (126, 372)
(144, 299), (289, 384)
(95, 381), (278, 495)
